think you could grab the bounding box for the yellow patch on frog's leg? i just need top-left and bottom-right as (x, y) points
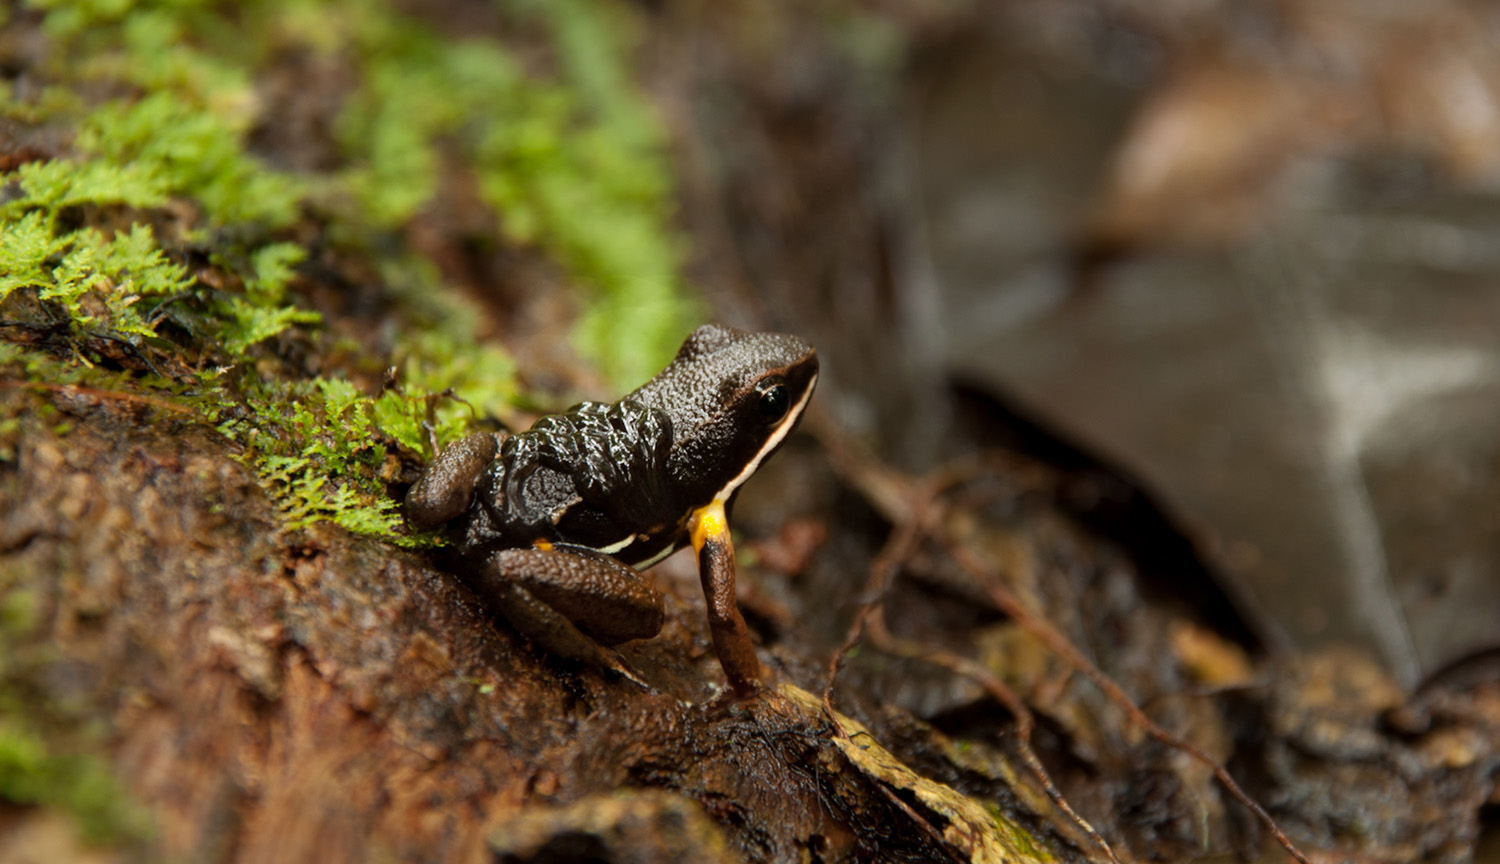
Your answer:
(689, 501), (763, 698)
(689, 501), (728, 551)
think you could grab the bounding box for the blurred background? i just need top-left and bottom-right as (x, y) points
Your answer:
(683, 0), (1500, 689)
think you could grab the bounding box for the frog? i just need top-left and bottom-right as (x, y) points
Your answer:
(405, 324), (818, 697)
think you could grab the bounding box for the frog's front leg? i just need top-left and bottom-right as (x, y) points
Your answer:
(405, 432), (503, 529)
(689, 501), (764, 698)
(470, 543), (666, 682)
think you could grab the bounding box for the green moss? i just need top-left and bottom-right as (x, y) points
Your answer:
(334, 0), (700, 387)
(78, 90), (304, 229)
(217, 242), (322, 353)
(0, 721), (152, 846)
(502, 0), (701, 385)
(257, 454), (404, 537)
(215, 377), (410, 542)
(333, 25), (472, 230)
(29, 0), (139, 39)
(0, 157), (165, 215)
(0, 417), (21, 462)
(0, 208), (191, 353)
(3, 0), (697, 542)
(511, 0), (699, 385)
(983, 802), (1055, 862)
(375, 326), (518, 456)
(0, 580), (151, 849)
(0, 87), (314, 358)
(0, 590), (37, 637)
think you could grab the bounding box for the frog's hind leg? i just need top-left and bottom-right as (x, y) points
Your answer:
(473, 545), (665, 685)
(484, 580), (652, 688)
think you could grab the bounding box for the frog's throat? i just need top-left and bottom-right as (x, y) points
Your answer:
(712, 372), (818, 507)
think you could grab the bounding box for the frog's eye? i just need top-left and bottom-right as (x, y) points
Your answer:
(755, 376), (790, 424)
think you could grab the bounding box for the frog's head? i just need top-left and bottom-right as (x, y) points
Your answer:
(631, 324), (818, 510)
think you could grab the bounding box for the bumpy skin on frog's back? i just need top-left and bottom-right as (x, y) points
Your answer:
(406, 324), (819, 696)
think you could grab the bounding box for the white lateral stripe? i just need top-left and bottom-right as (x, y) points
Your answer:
(712, 372), (817, 505)
(634, 543), (676, 570)
(595, 534), (635, 555)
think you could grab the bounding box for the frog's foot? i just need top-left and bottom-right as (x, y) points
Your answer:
(470, 544), (666, 687)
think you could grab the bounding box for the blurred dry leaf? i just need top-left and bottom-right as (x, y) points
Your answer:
(1092, 1), (1500, 249)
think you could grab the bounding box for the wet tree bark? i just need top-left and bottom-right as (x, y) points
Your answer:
(0, 391), (1062, 863)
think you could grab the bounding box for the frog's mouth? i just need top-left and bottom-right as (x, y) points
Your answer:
(711, 371), (818, 506)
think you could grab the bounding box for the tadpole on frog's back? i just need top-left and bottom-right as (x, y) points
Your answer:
(406, 324), (819, 698)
